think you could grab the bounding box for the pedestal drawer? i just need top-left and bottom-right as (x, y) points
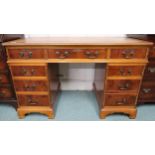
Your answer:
(104, 94), (136, 106)
(110, 48), (147, 59)
(48, 49), (107, 59)
(105, 80), (140, 93)
(139, 80), (155, 101)
(107, 65), (144, 77)
(18, 95), (49, 106)
(0, 87), (13, 99)
(14, 80), (48, 91)
(0, 74), (9, 83)
(10, 66), (46, 76)
(7, 48), (46, 59)
(144, 63), (155, 78)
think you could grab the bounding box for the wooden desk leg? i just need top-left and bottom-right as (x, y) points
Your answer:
(17, 107), (54, 119)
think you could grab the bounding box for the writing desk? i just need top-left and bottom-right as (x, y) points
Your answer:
(3, 37), (153, 119)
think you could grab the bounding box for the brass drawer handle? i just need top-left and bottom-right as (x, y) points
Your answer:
(85, 51), (99, 59)
(143, 88), (151, 93)
(55, 50), (71, 59)
(118, 83), (130, 90)
(19, 50), (33, 58)
(19, 51), (25, 58)
(122, 50), (135, 59)
(24, 83), (36, 91)
(21, 69), (35, 76)
(119, 68), (132, 76)
(27, 97), (38, 105)
(148, 67), (155, 73)
(115, 98), (127, 105)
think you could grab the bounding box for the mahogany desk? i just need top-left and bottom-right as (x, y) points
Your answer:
(2, 37), (153, 119)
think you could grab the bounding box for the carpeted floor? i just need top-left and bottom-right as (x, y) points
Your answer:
(0, 91), (155, 121)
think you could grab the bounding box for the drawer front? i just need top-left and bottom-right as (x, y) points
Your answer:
(48, 49), (107, 59)
(110, 48), (147, 59)
(18, 95), (49, 106)
(139, 80), (155, 100)
(0, 88), (13, 99)
(14, 80), (48, 91)
(107, 65), (144, 77)
(148, 47), (155, 59)
(0, 62), (7, 70)
(8, 48), (45, 59)
(105, 80), (140, 93)
(11, 66), (46, 76)
(0, 74), (9, 84)
(104, 94), (136, 106)
(144, 63), (155, 78)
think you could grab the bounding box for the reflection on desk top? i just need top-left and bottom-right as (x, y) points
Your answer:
(2, 37), (153, 46)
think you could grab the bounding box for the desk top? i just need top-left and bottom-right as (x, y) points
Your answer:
(2, 37), (153, 46)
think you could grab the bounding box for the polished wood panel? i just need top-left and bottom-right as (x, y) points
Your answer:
(107, 65), (144, 77)
(110, 48), (147, 59)
(48, 49), (107, 59)
(139, 80), (155, 101)
(0, 87), (13, 99)
(11, 66), (46, 76)
(18, 95), (50, 106)
(0, 74), (9, 83)
(105, 80), (140, 93)
(104, 94), (136, 106)
(7, 48), (46, 59)
(14, 80), (48, 91)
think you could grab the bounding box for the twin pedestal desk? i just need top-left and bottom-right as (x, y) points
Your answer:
(2, 37), (153, 119)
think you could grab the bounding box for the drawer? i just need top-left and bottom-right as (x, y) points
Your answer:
(14, 80), (48, 91)
(0, 74), (9, 84)
(148, 47), (155, 59)
(105, 80), (140, 93)
(104, 94), (136, 106)
(10, 66), (46, 76)
(139, 80), (155, 101)
(0, 62), (7, 70)
(17, 95), (49, 106)
(0, 87), (13, 99)
(7, 48), (45, 59)
(107, 65), (144, 77)
(48, 49), (107, 59)
(143, 63), (155, 78)
(110, 48), (147, 59)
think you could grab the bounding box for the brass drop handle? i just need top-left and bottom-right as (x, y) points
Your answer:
(27, 97), (38, 105)
(143, 88), (151, 93)
(28, 51), (32, 58)
(19, 51), (25, 58)
(24, 83), (36, 90)
(85, 51), (99, 59)
(119, 83), (130, 90)
(31, 69), (35, 75)
(116, 98), (127, 105)
(55, 50), (70, 59)
(148, 67), (155, 73)
(19, 50), (33, 58)
(119, 68), (132, 76)
(122, 50), (135, 59)
(21, 68), (28, 75)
